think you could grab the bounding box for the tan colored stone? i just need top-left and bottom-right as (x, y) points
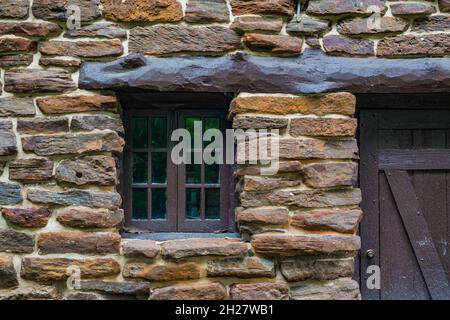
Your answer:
(281, 257), (354, 282)
(207, 257), (276, 278)
(290, 118), (357, 137)
(0, 22), (62, 38)
(101, 0), (183, 22)
(236, 207), (289, 225)
(0, 54), (33, 68)
(0, 97), (35, 117)
(230, 282), (290, 300)
(440, 0), (450, 12)
(231, 15), (284, 34)
(243, 33), (302, 55)
(1, 207), (52, 229)
(231, 0), (294, 16)
(121, 240), (160, 258)
(36, 95), (119, 114)
(162, 238), (248, 259)
(4, 69), (76, 94)
(291, 278), (361, 300)
(236, 161), (303, 176)
(57, 207), (123, 229)
(242, 175), (301, 192)
(0, 37), (36, 54)
(39, 57), (81, 68)
(0, 285), (60, 300)
(233, 115), (288, 129)
(150, 282), (227, 300)
(303, 162), (358, 188)
(39, 40), (123, 58)
(123, 262), (200, 281)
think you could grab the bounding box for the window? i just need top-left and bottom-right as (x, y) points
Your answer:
(121, 94), (235, 233)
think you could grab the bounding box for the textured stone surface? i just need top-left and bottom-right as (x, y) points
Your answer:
(0, 182), (22, 205)
(77, 280), (150, 296)
(27, 189), (122, 209)
(185, 0), (229, 23)
(281, 257), (354, 282)
(22, 132), (124, 156)
(0, 0), (30, 19)
(64, 23), (127, 39)
(0, 37), (36, 54)
(129, 25), (241, 55)
(290, 118), (357, 137)
(251, 234), (361, 256)
(337, 17), (409, 35)
(17, 118), (69, 134)
(440, 0), (450, 12)
(0, 22), (62, 38)
(65, 292), (105, 300)
(71, 115), (124, 133)
(243, 33), (302, 55)
(236, 207), (289, 225)
(39, 57), (81, 68)
(306, 0), (387, 15)
(162, 238), (248, 259)
(0, 256), (18, 289)
(1, 207), (52, 229)
(4, 69), (76, 94)
(303, 162), (358, 188)
(236, 161), (303, 176)
(412, 16), (450, 33)
(390, 3), (436, 16)
(231, 0), (294, 16)
(21, 257), (120, 283)
(0, 285), (60, 300)
(56, 207), (124, 229)
(291, 278), (361, 300)
(306, 37), (321, 49)
(240, 188), (361, 208)
(230, 282), (290, 300)
(377, 34), (450, 57)
(55, 155), (117, 186)
(39, 40), (123, 58)
(0, 54), (33, 68)
(323, 35), (374, 56)
(207, 257), (276, 278)
(286, 17), (331, 36)
(123, 262), (200, 281)
(231, 15), (284, 34)
(32, 0), (101, 22)
(0, 121), (17, 155)
(0, 97), (35, 117)
(79, 50), (450, 94)
(150, 283), (227, 300)
(0, 161), (4, 176)
(121, 240), (160, 258)
(291, 208), (363, 234)
(101, 0), (183, 22)
(38, 231), (121, 255)
(37, 95), (119, 114)
(242, 175), (301, 192)
(0, 228), (35, 253)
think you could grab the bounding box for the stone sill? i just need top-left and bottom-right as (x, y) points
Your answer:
(121, 232), (241, 241)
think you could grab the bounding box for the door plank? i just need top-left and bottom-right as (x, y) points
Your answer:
(379, 149), (450, 170)
(385, 169), (450, 300)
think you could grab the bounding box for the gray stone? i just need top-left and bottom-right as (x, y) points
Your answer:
(231, 15), (284, 34)
(207, 257), (276, 278)
(0, 0), (29, 19)
(4, 69), (76, 94)
(412, 15), (450, 33)
(0, 98), (35, 117)
(291, 278), (361, 300)
(0, 55), (33, 68)
(32, 0), (101, 22)
(0, 121), (17, 155)
(306, 0), (387, 16)
(0, 182), (22, 205)
(9, 159), (54, 182)
(0, 228), (35, 253)
(286, 17), (331, 36)
(0, 256), (18, 289)
(64, 23), (127, 39)
(303, 162), (358, 188)
(17, 118), (69, 134)
(281, 257), (354, 281)
(185, 0), (229, 23)
(70, 115), (124, 134)
(77, 280), (150, 295)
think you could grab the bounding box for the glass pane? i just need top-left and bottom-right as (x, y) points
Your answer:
(132, 188), (147, 220)
(133, 153), (148, 184)
(204, 117), (220, 131)
(151, 153), (167, 184)
(205, 189), (220, 220)
(132, 117), (148, 148)
(186, 188), (201, 220)
(151, 117), (167, 148)
(205, 164), (220, 184)
(186, 117), (202, 151)
(151, 189), (167, 220)
(186, 164), (201, 184)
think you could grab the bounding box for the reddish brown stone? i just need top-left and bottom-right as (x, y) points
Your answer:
(21, 257), (120, 283)
(306, 0), (387, 16)
(242, 175), (301, 192)
(440, 0), (450, 12)
(290, 117), (357, 137)
(303, 162), (358, 188)
(64, 23), (127, 39)
(161, 238), (248, 259)
(0, 22), (62, 38)
(251, 234), (361, 256)
(337, 16), (409, 35)
(236, 207), (289, 225)
(123, 262), (200, 281)
(39, 57), (81, 68)
(37, 231), (121, 255)
(0, 161), (5, 176)
(150, 282), (227, 300)
(0, 37), (36, 53)
(101, 0), (183, 22)
(244, 33), (302, 55)
(22, 132), (124, 156)
(0, 54), (33, 67)
(185, 0), (230, 23)
(231, 0), (294, 16)
(129, 25), (241, 55)
(281, 257), (354, 281)
(230, 282), (290, 300)
(17, 118), (69, 134)
(233, 115), (288, 129)
(1, 207), (52, 229)
(231, 15), (284, 34)
(0, 121), (17, 156)
(390, 3), (436, 16)
(230, 93), (356, 117)
(377, 34), (450, 57)
(286, 17), (331, 36)
(39, 40), (123, 58)
(323, 35), (374, 56)
(0, 256), (18, 289)
(4, 69), (76, 94)
(291, 208), (363, 234)
(121, 240), (160, 258)
(236, 161), (303, 176)
(32, 0), (101, 22)
(56, 208), (123, 229)
(412, 15), (450, 33)
(0, 228), (35, 253)
(0, 285), (60, 300)
(37, 95), (119, 114)
(0, 0), (30, 19)
(207, 257), (276, 278)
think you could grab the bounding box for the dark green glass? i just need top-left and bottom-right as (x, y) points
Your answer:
(204, 117), (220, 131)
(205, 189), (220, 220)
(132, 188), (147, 220)
(151, 189), (166, 220)
(186, 188), (201, 220)
(132, 117), (148, 148)
(151, 153), (167, 184)
(132, 153), (148, 184)
(186, 153), (201, 184)
(151, 117), (167, 148)
(205, 164), (220, 184)
(186, 117), (202, 149)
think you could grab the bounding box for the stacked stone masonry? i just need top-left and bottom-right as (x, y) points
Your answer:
(0, 0), (448, 300)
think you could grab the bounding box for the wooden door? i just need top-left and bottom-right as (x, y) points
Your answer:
(359, 95), (450, 300)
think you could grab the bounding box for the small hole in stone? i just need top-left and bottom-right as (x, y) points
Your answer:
(76, 172), (83, 178)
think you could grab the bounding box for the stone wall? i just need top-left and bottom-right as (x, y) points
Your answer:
(0, 0), (448, 300)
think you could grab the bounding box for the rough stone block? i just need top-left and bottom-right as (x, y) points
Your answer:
(64, 22), (127, 39)
(390, 3), (436, 16)
(1, 207), (52, 229)
(17, 118), (69, 134)
(231, 15), (284, 34)
(77, 280), (150, 296)
(290, 117), (357, 137)
(161, 238), (248, 259)
(0, 182), (22, 205)
(32, 0), (101, 22)
(0, 0), (30, 19)
(230, 282), (290, 300)
(56, 207), (123, 229)
(337, 17), (408, 35)
(0, 97), (35, 117)
(4, 69), (76, 94)
(281, 257), (354, 282)
(236, 207), (289, 225)
(243, 33), (302, 55)
(0, 37), (35, 54)
(230, 0), (294, 16)
(286, 17), (331, 36)
(323, 35), (374, 56)
(232, 115), (288, 129)
(150, 282), (227, 300)
(0, 228), (35, 253)
(0, 22), (61, 38)
(36, 95), (119, 114)
(123, 262), (200, 281)
(291, 278), (361, 300)
(0, 121), (17, 156)
(0, 256), (18, 289)
(70, 115), (124, 134)
(121, 240), (160, 258)
(39, 40), (123, 58)
(377, 34), (450, 57)
(185, 0), (229, 23)
(101, 0), (183, 22)
(0, 285), (60, 300)
(306, 0), (387, 16)
(207, 257), (276, 278)
(302, 162), (358, 188)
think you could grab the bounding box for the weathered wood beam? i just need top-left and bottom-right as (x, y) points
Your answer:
(79, 49), (450, 94)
